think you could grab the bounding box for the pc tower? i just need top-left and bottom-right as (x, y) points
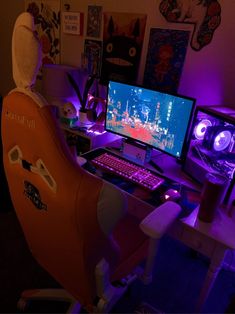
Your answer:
(184, 105), (235, 207)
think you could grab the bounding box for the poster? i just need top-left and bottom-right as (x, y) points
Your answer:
(101, 12), (147, 84)
(143, 28), (190, 93)
(84, 39), (102, 76)
(62, 11), (83, 35)
(86, 5), (102, 38)
(25, 0), (60, 69)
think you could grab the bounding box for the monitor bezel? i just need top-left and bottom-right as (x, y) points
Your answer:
(105, 80), (196, 162)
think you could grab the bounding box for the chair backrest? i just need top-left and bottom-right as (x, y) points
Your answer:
(1, 12), (126, 309)
(0, 95), (14, 211)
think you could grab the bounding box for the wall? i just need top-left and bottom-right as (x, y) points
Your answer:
(179, 1), (235, 107)
(0, 0), (235, 107)
(0, 0), (24, 97)
(60, 0), (235, 107)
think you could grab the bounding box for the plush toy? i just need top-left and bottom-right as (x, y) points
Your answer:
(60, 102), (78, 126)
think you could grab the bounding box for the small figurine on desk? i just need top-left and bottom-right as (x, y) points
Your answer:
(60, 102), (78, 126)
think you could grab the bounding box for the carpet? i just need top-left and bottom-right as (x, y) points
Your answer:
(134, 302), (164, 314)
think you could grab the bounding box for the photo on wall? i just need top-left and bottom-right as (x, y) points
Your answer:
(101, 12), (147, 84)
(143, 28), (190, 93)
(25, 0), (60, 71)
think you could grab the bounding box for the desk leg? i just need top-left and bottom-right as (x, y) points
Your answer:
(196, 246), (226, 312)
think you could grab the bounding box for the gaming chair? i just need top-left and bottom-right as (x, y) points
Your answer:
(1, 12), (181, 313)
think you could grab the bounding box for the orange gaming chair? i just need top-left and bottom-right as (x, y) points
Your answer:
(1, 12), (181, 313)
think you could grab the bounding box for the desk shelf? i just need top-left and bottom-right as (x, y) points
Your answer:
(62, 124), (118, 154)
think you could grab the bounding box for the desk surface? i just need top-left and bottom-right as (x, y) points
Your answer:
(182, 206), (235, 250)
(82, 147), (201, 219)
(146, 151), (201, 191)
(83, 147), (235, 244)
(105, 139), (201, 190)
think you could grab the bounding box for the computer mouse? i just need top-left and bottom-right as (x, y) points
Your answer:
(76, 156), (87, 166)
(162, 189), (181, 202)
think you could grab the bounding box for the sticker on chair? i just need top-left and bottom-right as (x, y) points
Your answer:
(24, 180), (47, 211)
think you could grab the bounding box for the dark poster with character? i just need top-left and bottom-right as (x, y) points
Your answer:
(101, 12), (147, 84)
(143, 28), (190, 93)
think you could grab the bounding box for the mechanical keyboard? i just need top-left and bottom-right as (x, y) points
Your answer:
(91, 152), (164, 191)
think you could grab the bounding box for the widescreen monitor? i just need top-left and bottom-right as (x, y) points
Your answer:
(105, 80), (195, 160)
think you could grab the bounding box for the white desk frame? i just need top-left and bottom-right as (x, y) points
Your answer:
(84, 148), (235, 311)
(178, 206), (235, 312)
(131, 152), (235, 312)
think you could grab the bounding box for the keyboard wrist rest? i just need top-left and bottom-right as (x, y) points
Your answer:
(139, 201), (181, 239)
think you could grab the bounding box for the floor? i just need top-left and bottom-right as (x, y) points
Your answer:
(1, 209), (235, 313)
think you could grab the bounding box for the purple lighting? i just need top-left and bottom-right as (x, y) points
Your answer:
(213, 130), (232, 151)
(194, 119), (212, 140)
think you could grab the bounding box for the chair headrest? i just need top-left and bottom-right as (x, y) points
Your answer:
(12, 12), (42, 90)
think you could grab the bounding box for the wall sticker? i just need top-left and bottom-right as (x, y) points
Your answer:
(159, 0), (221, 51)
(25, 0), (60, 69)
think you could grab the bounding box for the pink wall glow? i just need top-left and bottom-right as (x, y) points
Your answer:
(178, 0), (235, 107)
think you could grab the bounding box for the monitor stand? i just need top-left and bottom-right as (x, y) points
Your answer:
(122, 138), (152, 164)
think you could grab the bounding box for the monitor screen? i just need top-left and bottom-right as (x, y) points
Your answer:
(105, 80), (195, 159)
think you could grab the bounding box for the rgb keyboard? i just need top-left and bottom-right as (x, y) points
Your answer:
(91, 152), (164, 191)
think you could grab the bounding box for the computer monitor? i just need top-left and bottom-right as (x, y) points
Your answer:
(105, 80), (195, 160)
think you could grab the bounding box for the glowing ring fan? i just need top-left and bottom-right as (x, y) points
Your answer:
(194, 119), (212, 140)
(213, 130), (232, 151)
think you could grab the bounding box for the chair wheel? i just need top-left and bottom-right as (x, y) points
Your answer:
(17, 298), (28, 312)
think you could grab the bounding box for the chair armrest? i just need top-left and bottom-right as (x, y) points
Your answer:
(139, 201), (181, 284)
(139, 201), (181, 239)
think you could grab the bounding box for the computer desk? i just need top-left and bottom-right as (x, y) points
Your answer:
(82, 147), (235, 312)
